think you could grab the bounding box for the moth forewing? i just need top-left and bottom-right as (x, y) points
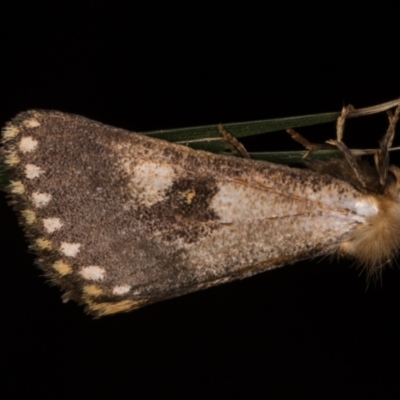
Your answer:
(1, 102), (400, 317)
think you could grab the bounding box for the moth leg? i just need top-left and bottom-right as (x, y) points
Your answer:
(286, 128), (332, 158)
(327, 105), (368, 189)
(374, 103), (400, 187)
(217, 123), (250, 158)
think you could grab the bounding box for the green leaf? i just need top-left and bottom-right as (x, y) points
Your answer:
(244, 149), (343, 164)
(144, 112), (340, 153)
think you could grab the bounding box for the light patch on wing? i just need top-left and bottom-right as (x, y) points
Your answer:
(303, 181), (379, 219)
(2, 125), (19, 141)
(52, 260), (72, 276)
(36, 238), (52, 250)
(125, 160), (176, 206)
(22, 209), (36, 224)
(42, 217), (63, 233)
(23, 118), (40, 128)
(354, 197), (379, 217)
(10, 180), (25, 194)
(60, 242), (81, 257)
(32, 192), (52, 207)
(25, 164), (43, 179)
(112, 284), (131, 295)
(210, 181), (274, 222)
(83, 285), (103, 297)
(19, 136), (38, 153)
(79, 266), (106, 281)
(4, 152), (20, 166)
(86, 299), (144, 317)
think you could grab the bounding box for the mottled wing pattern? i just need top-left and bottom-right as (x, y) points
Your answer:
(2, 110), (366, 316)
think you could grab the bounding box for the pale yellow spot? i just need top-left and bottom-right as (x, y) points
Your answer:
(42, 217), (63, 233)
(36, 238), (52, 250)
(52, 260), (72, 276)
(79, 266), (105, 281)
(4, 152), (20, 166)
(10, 180), (25, 194)
(21, 209), (36, 224)
(83, 285), (103, 297)
(86, 299), (144, 316)
(19, 136), (38, 153)
(2, 125), (19, 141)
(23, 119), (40, 128)
(112, 284), (131, 295)
(25, 164), (43, 179)
(32, 192), (52, 207)
(181, 188), (196, 204)
(60, 242), (81, 257)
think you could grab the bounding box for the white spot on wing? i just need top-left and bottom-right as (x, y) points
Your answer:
(32, 192), (52, 207)
(60, 242), (81, 257)
(124, 160), (176, 207)
(25, 164), (43, 179)
(19, 136), (38, 153)
(112, 285), (131, 295)
(80, 266), (106, 281)
(43, 218), (63, 233)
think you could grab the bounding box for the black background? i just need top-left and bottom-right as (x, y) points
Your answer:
(2, 3), (400, 399)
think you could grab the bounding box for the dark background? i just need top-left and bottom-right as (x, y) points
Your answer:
(2, 3), (400, 399)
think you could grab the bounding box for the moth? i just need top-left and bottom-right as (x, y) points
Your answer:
(2, 101), (400, 317)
